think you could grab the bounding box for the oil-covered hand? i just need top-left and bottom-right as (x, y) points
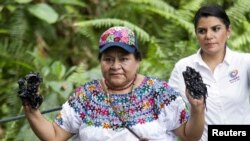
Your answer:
(182, 66), (208, 107)
(18, 72), (43, 109)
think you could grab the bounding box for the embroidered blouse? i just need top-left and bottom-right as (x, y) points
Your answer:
(55, 76), (189, 141)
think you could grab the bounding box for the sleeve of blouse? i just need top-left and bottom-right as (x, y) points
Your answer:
(157, 80), (189, 131)
(165, 91), (189, 130)
(168, 63), (187, 101)
(54, 87), (84, 134)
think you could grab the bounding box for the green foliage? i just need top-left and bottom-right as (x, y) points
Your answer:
(0, 0), (249, 140)
(15, 0), (32, 4)
(50, 0), (86, 7)
(27, 3), (59, 24)
(74, 18), (151, 42)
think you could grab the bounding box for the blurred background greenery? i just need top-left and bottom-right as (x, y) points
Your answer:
(0, 0), (249, 140)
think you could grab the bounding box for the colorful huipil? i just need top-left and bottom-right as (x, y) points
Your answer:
(55, 77), (189, 141)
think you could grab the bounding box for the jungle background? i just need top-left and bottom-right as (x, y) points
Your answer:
(0, 0), (250, 140)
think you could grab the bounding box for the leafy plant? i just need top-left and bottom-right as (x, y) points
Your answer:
(0, 0), (249, 140)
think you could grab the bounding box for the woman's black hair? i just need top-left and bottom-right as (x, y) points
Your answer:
(193, 4), (231, 30)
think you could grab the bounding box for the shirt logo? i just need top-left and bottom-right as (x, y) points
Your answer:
(229, 69), (240, 83)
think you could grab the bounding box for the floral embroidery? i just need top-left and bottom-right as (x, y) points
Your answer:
(88, 85), (96, 92)
(143, 101), (151, 109)
(179, 109), (188, 124)
(55, 78), (189, 129)
(55, 112), (63, 125)
(138, 118), (146, 124)
(147, 79), (154, 85)
(103, 122), (110, 129)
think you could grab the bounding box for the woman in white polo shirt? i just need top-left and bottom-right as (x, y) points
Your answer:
(168, 4), (250, 141)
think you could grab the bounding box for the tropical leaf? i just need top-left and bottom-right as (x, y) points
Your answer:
(230, 22), (250, 50)
(145, 6), (195, 36)
(1, 0), (250, 140)
(28, 3), (58, 24)
(50, 0), (86, 7)
(15, 0), (32, 4)
(128, 0), (175, 13)
(74, 18), (151, 43)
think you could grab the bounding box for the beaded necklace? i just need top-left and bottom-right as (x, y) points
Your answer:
(103, 74), (148, 141)
(104, 75), (136, 122)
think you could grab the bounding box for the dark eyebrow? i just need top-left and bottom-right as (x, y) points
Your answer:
(197, 24), (222, 29)
(211, 24), (222, 28)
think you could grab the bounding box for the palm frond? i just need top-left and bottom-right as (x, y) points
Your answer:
(8, 6), (28, 45)
(178, 0), (205, 23)
(181, 0), (204, 11)
(0, 39), (35, 71)
(128, 0), (175, 13)
(144, 7), (195, 37)
(74, 18), (150, 43)
(230, 21), (250, 50)
(227, 0), (250, 24)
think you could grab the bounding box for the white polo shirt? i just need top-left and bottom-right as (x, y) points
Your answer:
(168, 47), (250, 141)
